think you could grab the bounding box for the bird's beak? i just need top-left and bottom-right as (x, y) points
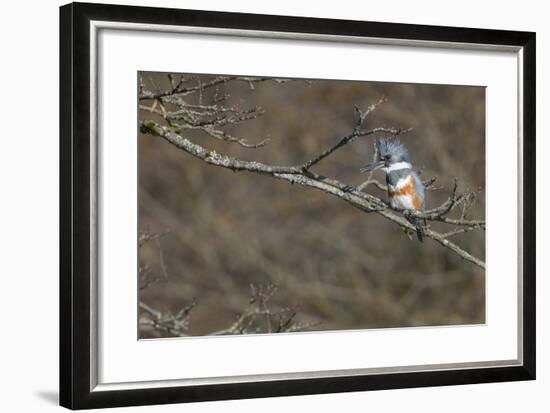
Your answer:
(359, 160), (385, 173)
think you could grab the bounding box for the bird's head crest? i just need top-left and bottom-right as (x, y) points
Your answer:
(376, 137), (410, 164)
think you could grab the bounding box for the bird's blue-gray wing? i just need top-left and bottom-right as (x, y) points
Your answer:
(413, 172), (425, 211)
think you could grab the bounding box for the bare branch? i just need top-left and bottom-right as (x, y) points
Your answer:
(301, 126), (408, 171)
(301, 101), (412, 171)
(140, 120), (485, 269)
(441, 226), (480, 238)
(139, 299), (197, 337)
(209, 283), (315, 335)
(354, 95), (387, 128)
(139, 76), (295, 101)
(358, 179), (387, 192)
(139, 101), (269, 149)
(201, 127), (271, 149)
(375, 208), (485, 269)
(356, 139), (380, 192)
(140, 121), (301, 174)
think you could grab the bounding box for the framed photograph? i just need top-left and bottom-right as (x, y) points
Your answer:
(60, 2), (536, 409)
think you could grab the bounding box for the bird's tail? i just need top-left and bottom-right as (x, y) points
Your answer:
(415, 221), (425, 242)
(407, 216), (426, 243)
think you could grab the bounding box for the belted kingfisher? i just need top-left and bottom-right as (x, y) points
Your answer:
(360, 138), (426, 241)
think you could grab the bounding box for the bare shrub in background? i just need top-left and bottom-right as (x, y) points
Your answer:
(139, 230), (313, 337)
(138, 72), (486, 338)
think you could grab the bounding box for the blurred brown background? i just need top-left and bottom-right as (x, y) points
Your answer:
(138, 72), (485, 337)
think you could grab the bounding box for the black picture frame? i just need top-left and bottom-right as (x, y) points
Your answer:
(60, 2), (536, 409)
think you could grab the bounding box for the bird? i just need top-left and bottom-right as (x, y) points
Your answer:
(360, 137), (426, 241)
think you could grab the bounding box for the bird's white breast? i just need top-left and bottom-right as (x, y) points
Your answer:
(390, 194), (416, 210)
